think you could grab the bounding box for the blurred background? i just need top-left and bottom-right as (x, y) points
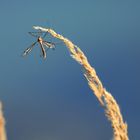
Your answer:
(0, 0), (139, 140)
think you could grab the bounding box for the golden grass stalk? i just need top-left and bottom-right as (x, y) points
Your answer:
(0, 102), (7, 140)
(33, 26), (129, 140)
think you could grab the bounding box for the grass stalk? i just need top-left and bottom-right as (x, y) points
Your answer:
(33, 26), (129, 140)
(0, 102), (7, 140)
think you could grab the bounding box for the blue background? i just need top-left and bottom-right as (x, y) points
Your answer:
(0, 0), (139, 140)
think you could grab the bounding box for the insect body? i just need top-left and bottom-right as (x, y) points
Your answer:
(23, 31), (56, 59)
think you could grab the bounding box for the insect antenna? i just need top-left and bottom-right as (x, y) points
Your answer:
(28, 32), (40, 38)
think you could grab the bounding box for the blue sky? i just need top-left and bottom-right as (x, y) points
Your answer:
(0, 0), (140, 140)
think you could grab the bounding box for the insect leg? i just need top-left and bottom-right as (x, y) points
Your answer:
(28, 31), (45, 38)
(42, 32), (49, 39)
(23, 41), (37, 56)
(43, 41), (55, 49)
(39, 43), (46, 59)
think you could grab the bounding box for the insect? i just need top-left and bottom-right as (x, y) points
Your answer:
(23, 31), (56, 59)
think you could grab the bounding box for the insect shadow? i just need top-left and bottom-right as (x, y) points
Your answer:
(23, 30), (59, 59)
